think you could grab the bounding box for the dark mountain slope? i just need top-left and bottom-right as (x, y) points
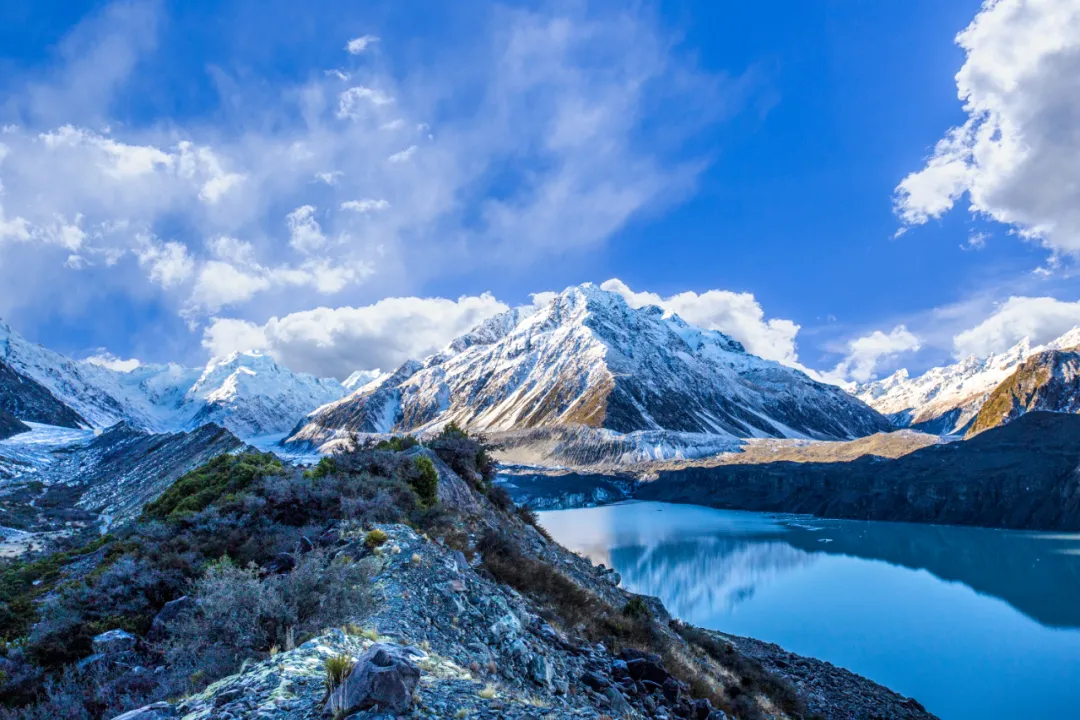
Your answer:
(0, 409), (30, 440)
(638, 412), (1080, 530)
(0, 358), (86, 428)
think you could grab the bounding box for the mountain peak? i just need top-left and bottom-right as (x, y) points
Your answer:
(286, 285), (889, 449)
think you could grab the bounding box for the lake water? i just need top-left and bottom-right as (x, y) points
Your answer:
(538, 501), (1080, 720)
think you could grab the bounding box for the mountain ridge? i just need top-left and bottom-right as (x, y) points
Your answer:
(286, 284), (891, 451)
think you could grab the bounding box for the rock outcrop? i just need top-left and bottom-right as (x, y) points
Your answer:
(966, 348), (1080, 436)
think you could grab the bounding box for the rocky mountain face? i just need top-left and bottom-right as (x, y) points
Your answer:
(0, 422), (245, 537)
(287, 284), (890, 451)
(638, 412), (1080, 531)
(856, 327), (1080, 435)
(0, 409), (29, 441)
(966, 348), (1080, 437)
(0, 356), (88, 429)
(0, 320), (346, 438)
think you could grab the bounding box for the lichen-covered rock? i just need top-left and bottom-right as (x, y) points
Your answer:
(149, 596), (195, 639)
(324, 642), (422, 715)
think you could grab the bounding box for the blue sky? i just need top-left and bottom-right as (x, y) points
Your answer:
(1, 0), (1078, 381)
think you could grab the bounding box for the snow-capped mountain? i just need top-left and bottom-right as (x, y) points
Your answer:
(286, 284), (890, 450)
(856, 327), (1080, 435)
(181, 351), (347, 437)
(0, 320), (347, 438)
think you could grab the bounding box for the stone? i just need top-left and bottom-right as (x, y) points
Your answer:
(149, 595), (195, 639)
(691, 698), (714, 720)
(603, 686), (635, 718)
(581, 670), (610, 691)
(108, 702), (176, 720)
(662, 676), (682, 702)
(528, 653), (553, 687)
(298, 536), (315, 553)
(324, 643), (422, 716)
(93, 629), (137, 655)
(611, 659), (629, 680)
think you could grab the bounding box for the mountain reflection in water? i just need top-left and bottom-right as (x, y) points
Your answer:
(539, 501), (1080, 720)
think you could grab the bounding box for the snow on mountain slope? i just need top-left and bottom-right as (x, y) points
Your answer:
(182, 351), (346, 437)
(855, 327), (1080, 435)
(286, 284), (890, 450)
(0, 320), (346, 438)
(343, 369), (386, 392)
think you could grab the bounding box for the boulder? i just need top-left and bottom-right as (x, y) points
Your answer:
(263, 551), (296, 575)
(149, 596), (195, 639)
(92, 629), (137, 655)
(324, 643), (422, 716)
(109, 701), (176, 719)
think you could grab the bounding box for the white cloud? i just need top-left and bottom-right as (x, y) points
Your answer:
(341, 198), (390, 214)
(0, 1), (740, 333)
(828, 325), (921, 383)
(337, 86), (394, 119)
(84, 351), (141, 372)
(136, 238), (195, 288)
(345, 35), (379, 55)
(387, 145), (417, 163)
(286, 205), (327, 253)
(202, 293), (508, 378)
(953, 296), (1080, 357)
(600, 278), (802, 366)
(894, 0), (1080, 254)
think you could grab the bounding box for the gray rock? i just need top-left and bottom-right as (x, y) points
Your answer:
(149, 595), (195, 639)
(324, 643), (422, 716)
(528, 653), (553, 687)
(108, 702), (176, 720)
(92, 629), (137, 655)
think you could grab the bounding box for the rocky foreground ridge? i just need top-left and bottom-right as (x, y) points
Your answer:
(0, 430), (934, 720)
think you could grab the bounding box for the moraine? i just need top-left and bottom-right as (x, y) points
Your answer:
(539, 501), (1080, 720)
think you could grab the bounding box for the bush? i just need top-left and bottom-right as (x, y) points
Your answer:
(488, 484), (514, 513)
(515, 505), (551, 541)
(410, 457), (439, 508)
(372, 436), (418, 452)
(142, 453), (284, 521)
(622, 596), (649, 620)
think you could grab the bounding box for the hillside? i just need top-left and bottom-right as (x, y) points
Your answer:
(287, 284), (890, 451)
(638, 412), (1080, 531)
(967, 349), (1080, 436)
(0, 410), (30, 442)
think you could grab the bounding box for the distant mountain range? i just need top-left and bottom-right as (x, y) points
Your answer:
(285, 284), (891, 451)
(0, 320), (345, 438)
(856, 327), (1080, 435)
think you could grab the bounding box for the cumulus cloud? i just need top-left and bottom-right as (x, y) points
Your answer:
(952, 296), (1080, 357)
(600, 278), (802, 366)
(894, 0), (1080, 254)
(0, 0), (743, 344)
(828, 326), (921, 384)
(202, 293), (509, 378)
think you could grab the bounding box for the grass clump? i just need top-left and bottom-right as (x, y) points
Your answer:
(373, 436), (419, 452)
(364, 529), (388, 549)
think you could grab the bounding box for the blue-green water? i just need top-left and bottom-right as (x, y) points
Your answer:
(538, 501), (1080, 720)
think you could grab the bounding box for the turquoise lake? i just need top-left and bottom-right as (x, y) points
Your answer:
(538, 501), (1080, 720)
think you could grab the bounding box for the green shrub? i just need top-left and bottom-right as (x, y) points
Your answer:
(373, 436), (418, 452)
(304, 457), (338, 480)
(622, 596), (649, 619)
(364, 529), (388, 549)
(142, 453), (284, 521)
(410, 456), (439, 508)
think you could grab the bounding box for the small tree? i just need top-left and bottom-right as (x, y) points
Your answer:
(410, 456), (439, 508)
